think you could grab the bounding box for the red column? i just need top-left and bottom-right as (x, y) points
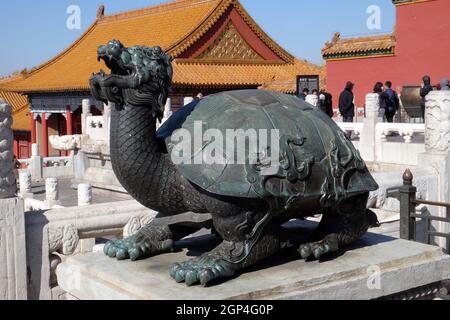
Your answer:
(13, 138), (19, 159)
(30, 113), (37, 144)
(66, 106), (73, 135)
(41, 113), (49, 157)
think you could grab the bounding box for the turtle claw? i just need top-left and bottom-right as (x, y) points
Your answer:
(169, 256), (237, 287)
(297, 234), (339, 260)
(103, 229), (175, 261)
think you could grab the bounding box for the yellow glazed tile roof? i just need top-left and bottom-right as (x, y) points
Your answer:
(260, 62), (327, 94)
(322, 32), (396, 58)
(1, 0), (297, 93)
(172, 59), (322, 90)
(0, 76), (31, 131)
(0, 90), (30, 131)
(10, 106), (30, 132)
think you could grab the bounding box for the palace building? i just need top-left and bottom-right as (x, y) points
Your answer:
(323, 0), (450, 108)
(0, 0), (323, 159)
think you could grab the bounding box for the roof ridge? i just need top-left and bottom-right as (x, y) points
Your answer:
(232, 1), (294, 63)
(337, 33), (395, 42)
(168, 0), (295, 63)
(6, 21), (100, 87)
(98, 0), (219, 23)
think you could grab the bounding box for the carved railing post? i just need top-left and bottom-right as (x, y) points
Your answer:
(81, 99), (92, 135)
(399, 169), (417, 241)
(425, 91), (450, 154)
(0, 99), (27, 300)
(418, 91), (450, 250)
(0, 101), (16, 198)
(30, 143), (43, 181)
(359, 93), (380, 162)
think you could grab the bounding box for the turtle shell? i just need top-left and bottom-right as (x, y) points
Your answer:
(167, 90), (378, 206)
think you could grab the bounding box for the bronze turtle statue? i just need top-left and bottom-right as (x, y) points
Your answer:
(90, 40), (379, 287)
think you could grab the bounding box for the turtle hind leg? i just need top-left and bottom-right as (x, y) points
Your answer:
(298, 192), (379, 260)
(169, 212), (283, 287)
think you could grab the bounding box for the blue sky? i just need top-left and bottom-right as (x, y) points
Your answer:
(0, 0), (396, 77)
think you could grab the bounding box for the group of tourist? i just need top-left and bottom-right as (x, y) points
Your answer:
(337, 76), (450, 124)
(337, 81), (400, 124)
(299, 88), (334, 118)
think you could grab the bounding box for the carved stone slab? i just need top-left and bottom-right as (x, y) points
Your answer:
(425, 91), (450, 154)
(57, 230), (450, 300)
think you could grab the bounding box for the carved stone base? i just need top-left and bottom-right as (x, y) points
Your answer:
(57, 230), (450, 300)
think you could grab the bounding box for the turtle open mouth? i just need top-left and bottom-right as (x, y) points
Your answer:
(97, 45), (126, 75)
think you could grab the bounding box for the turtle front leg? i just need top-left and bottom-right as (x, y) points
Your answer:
(170, 215), (283, 287)
(104, 223), (205, 261)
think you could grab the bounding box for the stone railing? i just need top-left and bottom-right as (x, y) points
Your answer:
(376, 123), (425, 143)
(85, 115), (106, 142)
(25, 200), (158, 300)
(336, 94), (426, 166)
(19, 145), (75, 181)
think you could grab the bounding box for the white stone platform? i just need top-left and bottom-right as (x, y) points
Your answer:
(57, 232), (450, 300)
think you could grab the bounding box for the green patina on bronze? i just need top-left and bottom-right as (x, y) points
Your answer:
(89, 40), (380, 288)
(169, 89), (377, 203)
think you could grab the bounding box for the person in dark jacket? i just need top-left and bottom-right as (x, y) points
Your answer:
(384, 81), (400, 123)
(339, 81), (355, 122)
(420, 75), (433, 119)
(319, 89), (334, 118)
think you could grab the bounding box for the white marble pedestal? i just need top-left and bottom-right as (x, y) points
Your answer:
(56, 232), (450, 300)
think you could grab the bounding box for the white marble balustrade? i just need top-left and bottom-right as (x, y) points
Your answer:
(376, 123), (425, 143)
(85, 115), (106, 141)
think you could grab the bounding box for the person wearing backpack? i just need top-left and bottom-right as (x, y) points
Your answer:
(383, 81), (400, 123)
(319, 89), (334, 118)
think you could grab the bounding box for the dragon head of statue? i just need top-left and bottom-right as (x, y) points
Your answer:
(90, 39), (173, 120)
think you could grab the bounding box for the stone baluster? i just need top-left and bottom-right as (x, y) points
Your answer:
(359, 93), (380, 162)
(30, 143), (43, 181)
(418, 90), (450, 250)
(19, 172), (33, 199)
(76, 183), (95, 254)
(400, 127), (414, 144)
(45, 178), (60, 208)
(78, 183), (92, 207)
(0, 99), (27, 299)
(81, 99), (92, 135)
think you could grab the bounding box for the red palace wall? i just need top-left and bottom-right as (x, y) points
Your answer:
(326, 0), (450, 108)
